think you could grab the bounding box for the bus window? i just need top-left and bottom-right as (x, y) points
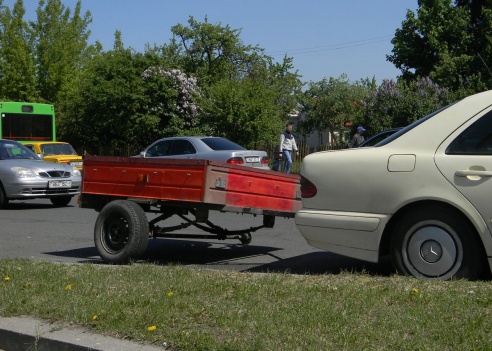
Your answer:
(0, 102), (56, 141)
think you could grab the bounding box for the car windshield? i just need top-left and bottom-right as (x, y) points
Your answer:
(201, 138), (245, 151)
(41, 143), (78, 155)
(0, 141), (40, 160)
(375, 103), (454, 147)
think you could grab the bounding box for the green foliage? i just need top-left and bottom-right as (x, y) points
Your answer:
(364, 77), (452, 134)
(299, 75), (375, 146)
(0, 0), (38, 101)
(58, 16), (302, 152)
(30, 0), (93, 103)
(388, 0), (492, 93)
(202, 78), (282, 148)
(170, 16), (265, 84)
(59, 46), (161, 150)
(0, 0), (488, 153)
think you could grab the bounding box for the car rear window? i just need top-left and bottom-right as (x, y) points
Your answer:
(201, 138), (245, 151)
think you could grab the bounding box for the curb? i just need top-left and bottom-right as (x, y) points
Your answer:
(0, 316), (163, 351)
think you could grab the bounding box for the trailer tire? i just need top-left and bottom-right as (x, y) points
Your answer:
(94, 200), (149, 264)
(240, 233), (252, 245)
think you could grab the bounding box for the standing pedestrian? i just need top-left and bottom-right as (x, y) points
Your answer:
(348, 126), (366, 148)
(273, 122), (299, 173)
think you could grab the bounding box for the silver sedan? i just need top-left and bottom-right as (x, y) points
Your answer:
(138, 136), (270, 169)
(0, 139), (81, 208)
(295, 90), (492, 280)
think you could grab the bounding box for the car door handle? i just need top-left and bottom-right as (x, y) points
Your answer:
(455, 170), (492, 177)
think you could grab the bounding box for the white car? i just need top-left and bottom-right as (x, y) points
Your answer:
(295, 90), (492, 280)
(137, 136), (270, 169)
(0, 139), (81, 208)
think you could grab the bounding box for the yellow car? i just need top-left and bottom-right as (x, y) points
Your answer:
(21, 141), (83, 170)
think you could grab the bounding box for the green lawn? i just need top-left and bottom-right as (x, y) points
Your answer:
(1, 258), (491, 351)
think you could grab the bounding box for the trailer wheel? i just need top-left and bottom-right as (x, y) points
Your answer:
(94, 200), (149, 264)
(240, 233), (252, 245)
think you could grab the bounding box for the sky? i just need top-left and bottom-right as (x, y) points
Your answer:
(7, 0), (420, 84)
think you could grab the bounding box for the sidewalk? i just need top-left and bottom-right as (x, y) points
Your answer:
(0, 316), (164, 351)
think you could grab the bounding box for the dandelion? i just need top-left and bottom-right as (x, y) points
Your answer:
(65, 284), (72, 291)
(167, 291), (174, 297)
(92, 315), (98, 321)
(3, 276), (10, 282)
(147, 325), (157, 332)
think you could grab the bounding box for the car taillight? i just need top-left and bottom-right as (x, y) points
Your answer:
(227, 157), (244, 165)
(261, 157), (269, 164)
(300, 176), (317, 198)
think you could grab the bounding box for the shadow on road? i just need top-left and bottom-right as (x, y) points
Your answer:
(46, 247), (101, 262)
(244, 252), (395, 276)
(2, 201), (77, 210)
(45, 238), (395, 277)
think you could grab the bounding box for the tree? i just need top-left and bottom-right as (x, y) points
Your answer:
(141, 66), (203, 137)
(364, 77), (451, 132)
(202, 77), (281, 148)
(299, 75), (374, 147)
(0, 0), (38, 100)
(388, 0), (492, 93)
(60, 16), (302, 152)
(30, 0), (93, 103)
(170, 16), (265, 83)
(168, 17), (302, 146)
(58, 35), (161, 151)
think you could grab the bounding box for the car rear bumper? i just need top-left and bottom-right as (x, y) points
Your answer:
(295, 209), (390, 262)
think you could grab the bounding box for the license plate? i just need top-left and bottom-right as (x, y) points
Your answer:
(70, 162), (83, 166)
(48, 180), (72, 188)
(245, 157), (260, 163)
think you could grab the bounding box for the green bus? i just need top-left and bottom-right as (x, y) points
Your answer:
(0, 102), (56, 141)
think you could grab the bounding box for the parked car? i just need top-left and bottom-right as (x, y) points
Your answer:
(357, 128), (402, 147)
(295, 90), (492, 280)
(0, 139), (81, 208)
(137, 136), (270, 169)
(22, 141), (83, 171)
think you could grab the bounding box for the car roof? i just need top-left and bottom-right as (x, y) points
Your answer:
(152, 136), (225, 141)
(21, 141), (70, 145)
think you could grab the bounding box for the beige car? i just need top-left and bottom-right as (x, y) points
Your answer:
(21, 141), (83, 171)
(295, 90), (492, 280)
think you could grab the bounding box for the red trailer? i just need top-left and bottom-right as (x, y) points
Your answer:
(79, 156), (301, 264)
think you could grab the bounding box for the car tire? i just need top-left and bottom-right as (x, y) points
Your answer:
(94, 200), (149, 264)
(50, 196), (72, 207)
(390, 206), (484, 280)
(0, 183), (8, 209)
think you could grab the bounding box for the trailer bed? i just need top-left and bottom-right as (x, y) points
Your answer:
(79, 156), (302, 264)
(80, 155), (301, 216)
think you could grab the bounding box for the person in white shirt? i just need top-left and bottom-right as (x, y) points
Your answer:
(273, 122), (299, 173)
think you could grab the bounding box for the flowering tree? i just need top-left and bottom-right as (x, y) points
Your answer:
(364, 77), (451, 133)
(141, 67), (202, 135)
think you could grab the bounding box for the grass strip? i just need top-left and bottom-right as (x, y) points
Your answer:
(1, 258), (492, 351)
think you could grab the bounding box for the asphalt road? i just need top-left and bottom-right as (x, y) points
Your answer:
(0, 197), (394, 276)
